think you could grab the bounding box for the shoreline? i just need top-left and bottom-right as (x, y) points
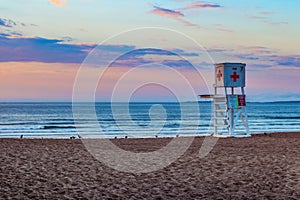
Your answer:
(0, 131), (299, 139)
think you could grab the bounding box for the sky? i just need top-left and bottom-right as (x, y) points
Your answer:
(0, 0), (299, 102)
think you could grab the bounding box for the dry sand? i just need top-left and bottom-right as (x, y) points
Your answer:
(0, 132), (299, 199)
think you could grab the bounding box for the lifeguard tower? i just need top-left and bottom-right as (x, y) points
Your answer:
(200, 63), (250, 137)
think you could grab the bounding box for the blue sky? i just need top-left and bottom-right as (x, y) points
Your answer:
(0, 0), (299, 101)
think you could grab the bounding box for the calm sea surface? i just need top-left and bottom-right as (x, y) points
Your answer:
(0, 102), (300, 138)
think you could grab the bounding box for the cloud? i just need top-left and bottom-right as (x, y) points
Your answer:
(182, 1), (222, 10)
(0, 35), (95, 63)
(243, 46), (276, 54)
(239, 51), (300, 68)
(49, 0), (67, 7)
(149, 2), (223, 29)
(215, 28), (233, 33)
(245, 13), (288, 25)
(235, 53), (260, 61)
(151, 6), (184, 18)
(0, 18), (17, 28)
(110, 48), (198, 69)
(97, 44), (135, 53)
(171, 49), (199, 57)
(0, 34), (201, 67)
(118, 48), (185, 57)
(272, 55), (300, 67)
(0, 18), (36, 29)
(245, 14), (266, 21)
(245, 53), (300, 68)
(249, 63), (273, 69)
(149, 5), (200, 28)
(61, 36), (73, 42)
(0, 31), (22, 38)
(161, 59), (194, 69)
(176, 17), (200, 27)
(212, 24), (234, 32)
(269, 21), (288, 25)
(127, 48), (199, 60)
(257, 11), (274, 15)
(207, 47), (232, 53)
(206, 45), (300, 69)
(110, 57), (150, 68)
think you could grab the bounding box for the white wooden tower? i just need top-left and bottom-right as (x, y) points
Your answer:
(201, 63), (250, 137)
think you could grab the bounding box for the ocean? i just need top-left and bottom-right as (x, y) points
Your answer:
(0, 102), (300, 138)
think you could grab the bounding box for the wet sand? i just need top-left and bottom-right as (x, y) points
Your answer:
(0, 132), (299, 199)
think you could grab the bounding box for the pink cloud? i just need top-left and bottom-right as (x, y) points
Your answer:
(149, 2), (223, 29)
(212, 24), (234, 33)
(176, 17), (199, 27)
(245, 13), (288, 25)
(150, 6), (184, 18)
(182, 1), (222, 10)
(150, 5), (201, 28)
(216, 28), (233, 33)
(257, 11), (274, 15)
(270, 21), (288, 25)
(49, 0), (67, 7)
(242, 46), (276, 55)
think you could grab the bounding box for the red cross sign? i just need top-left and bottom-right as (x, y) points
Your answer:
(217, 69), (223, 81)
(230, 71), (240, 82)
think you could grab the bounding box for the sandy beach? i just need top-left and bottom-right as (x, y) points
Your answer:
(0, 132), (299, 199)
